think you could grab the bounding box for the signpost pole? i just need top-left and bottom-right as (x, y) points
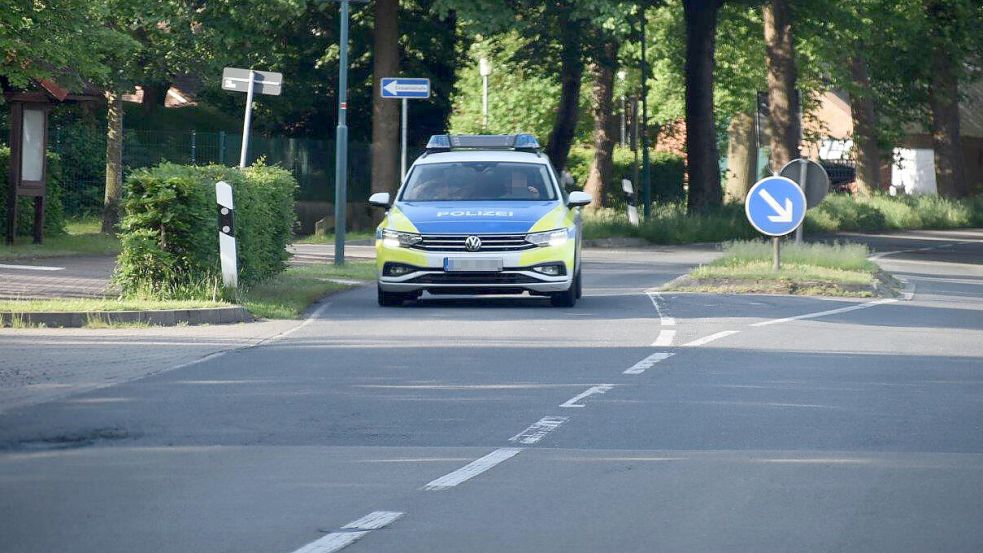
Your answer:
(401, 98), (408, 180)
(639, 8), (652, 219)
(795, 158), (807, 243)
(334, 0), (351, 265)
(239, 70), (255, 168)
(773, 237), (781, 272)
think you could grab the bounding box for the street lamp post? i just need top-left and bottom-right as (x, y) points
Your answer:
(332, 0), (368, 265)
(617, 70), (627, 148)
(479, 58), (492, 131)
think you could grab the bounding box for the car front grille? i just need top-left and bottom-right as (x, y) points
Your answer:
(411, 234), (535, 252)
(408, 272), (541, 285)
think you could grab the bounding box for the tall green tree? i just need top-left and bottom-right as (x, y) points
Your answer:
(683, 0), (724, 213)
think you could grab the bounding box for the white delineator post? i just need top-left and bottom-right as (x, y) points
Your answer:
(215, 181), (238, 289)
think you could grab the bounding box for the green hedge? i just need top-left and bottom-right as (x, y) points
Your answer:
(805, 193), (983, 232)
(0, 146), (67, 237)
(115, 162), (297, 299)
(566, 145), (685, 207)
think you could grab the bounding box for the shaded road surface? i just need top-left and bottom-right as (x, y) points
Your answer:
(1, 230), (981, 553)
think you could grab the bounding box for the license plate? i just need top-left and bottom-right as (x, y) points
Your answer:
(444, 258), (503, 272)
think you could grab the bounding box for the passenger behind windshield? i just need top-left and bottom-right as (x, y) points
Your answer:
(401, 162), (555, 201)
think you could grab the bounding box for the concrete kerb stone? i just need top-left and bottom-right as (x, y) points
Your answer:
(0, 307), (253, 328)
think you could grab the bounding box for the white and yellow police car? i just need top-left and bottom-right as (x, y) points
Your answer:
(369, 134), (591, 307)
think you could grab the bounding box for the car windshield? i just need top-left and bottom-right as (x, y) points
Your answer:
(401, 162), (556, 201)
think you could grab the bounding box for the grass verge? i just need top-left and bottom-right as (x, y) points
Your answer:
(238, 261), (375, 319)
(0, 217), (121, 260)
(665, 240), (885, 297)
(1, 260), (375, 325)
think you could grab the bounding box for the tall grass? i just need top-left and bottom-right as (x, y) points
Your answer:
(586, 193), (981, 245)
(715, 240), (875, 272)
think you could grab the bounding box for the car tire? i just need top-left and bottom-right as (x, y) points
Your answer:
(377, 284), (405, 307)
(550, 276), (577, 308)
(574, 269), (582, 299)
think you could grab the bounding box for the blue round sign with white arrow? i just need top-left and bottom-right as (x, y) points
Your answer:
(745, 176), (807, 236)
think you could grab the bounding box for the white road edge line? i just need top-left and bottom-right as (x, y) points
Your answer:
(424, 448), (522, 491)
(652, 329), (676, 347)
(750, 298), (898, 327)
(645, 290), (675, 326)
(682, 330), (740, 347)
(290, 511), (404, 553)
(509, 416), (569, 445)
(560, 384), (615, 408)
(625, 352), (674, 375)
(0, 263), (64, 271)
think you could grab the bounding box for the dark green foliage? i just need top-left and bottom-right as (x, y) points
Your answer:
(566, 146), (685, 207)
(115, 162), (296, 299)
(0, 147), (68, 238)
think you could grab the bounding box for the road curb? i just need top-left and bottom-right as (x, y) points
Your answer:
(0, 306), (253, 328)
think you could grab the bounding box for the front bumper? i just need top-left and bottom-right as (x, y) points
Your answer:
(376, 239), (575, 295)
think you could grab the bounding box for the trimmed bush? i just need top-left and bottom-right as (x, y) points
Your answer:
(115, 162), (296, 299)
(0, 146), (68, 237)
(566, 146), (685, 207)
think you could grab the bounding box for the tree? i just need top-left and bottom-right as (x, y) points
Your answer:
(848, 51), (880, 195)
(371, 0), (400, 196)
(683, 0), (724, 213)
(583, 40), (619, 208)
(724, 111), (755, 201)
(762, 0), (799, 172)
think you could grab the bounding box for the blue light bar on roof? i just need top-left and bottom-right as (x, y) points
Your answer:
(425, 134), (541, 152)
(426, 134), (452, 150)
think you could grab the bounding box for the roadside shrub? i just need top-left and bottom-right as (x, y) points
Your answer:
(0, 146), (68, 237)
(584, 202), (758, 244)
(115, 162), (296, 299)
(566, 145), (685, 208)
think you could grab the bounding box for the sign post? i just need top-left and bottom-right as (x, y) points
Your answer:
(745, 176), (807, 271)
(221, 67), (283, 168)
(779, 158), (830, 244)
(380, 77), (431, 180)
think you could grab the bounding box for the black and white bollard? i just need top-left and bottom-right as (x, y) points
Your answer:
(215, 180), (238, 289)
(622, 179), (640, 227)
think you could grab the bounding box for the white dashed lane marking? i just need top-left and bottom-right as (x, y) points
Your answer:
(651, 329), (676, 347)
(424, 448), (523, 491)
(509, 416), (569, 445)
(289, 511), (404, 553)
(624, 352), (674, 375)
(682, 330), (740, 347)
(560, 384), (615, 408)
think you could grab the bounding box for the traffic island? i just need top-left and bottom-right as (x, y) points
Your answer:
(662, 240), (903, 298)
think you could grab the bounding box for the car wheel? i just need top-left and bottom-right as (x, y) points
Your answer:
(574, 269), (582, 299)
(377, 284), (405, 307)
(550, 278), (577, 308)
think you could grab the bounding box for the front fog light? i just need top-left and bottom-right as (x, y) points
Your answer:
(383, 263), (417, 276)
(532, 263), (566, 276)
(526, 229), (569, 248)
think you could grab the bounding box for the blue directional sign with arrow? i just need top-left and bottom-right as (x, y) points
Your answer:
(380, 78), (431, 99)
(745, 176), (807, 236)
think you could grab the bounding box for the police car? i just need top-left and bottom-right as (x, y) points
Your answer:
(369, 134), (591, 307)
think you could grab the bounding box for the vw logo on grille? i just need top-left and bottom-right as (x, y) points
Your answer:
(464, 235), (482, 252)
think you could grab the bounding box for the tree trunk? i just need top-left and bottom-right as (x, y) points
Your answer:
(763, 0), (800, 172)
(924, 0), (969, 198)
(849, 51), (881, 196)
(683, 0), (723, 214)
(545, 18), (585, 173)
(371, 0), (400, 196)
(724, 111), (756, 203)
(140, 82), (168, 114)
(583, 41), (618, 210)
(102, 91), (124, 234)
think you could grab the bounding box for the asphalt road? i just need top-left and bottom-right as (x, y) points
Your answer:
(1, 229), (981, 553)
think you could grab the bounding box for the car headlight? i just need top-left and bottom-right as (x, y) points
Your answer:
(381, 229), (422, 248)
(526, 228), (569, 248)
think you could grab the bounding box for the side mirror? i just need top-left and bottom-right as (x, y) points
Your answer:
(368, 192), (391, 208)
(567, 191), (592, 207)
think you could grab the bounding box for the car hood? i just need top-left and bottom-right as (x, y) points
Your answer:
(395, 201), (560, 234)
